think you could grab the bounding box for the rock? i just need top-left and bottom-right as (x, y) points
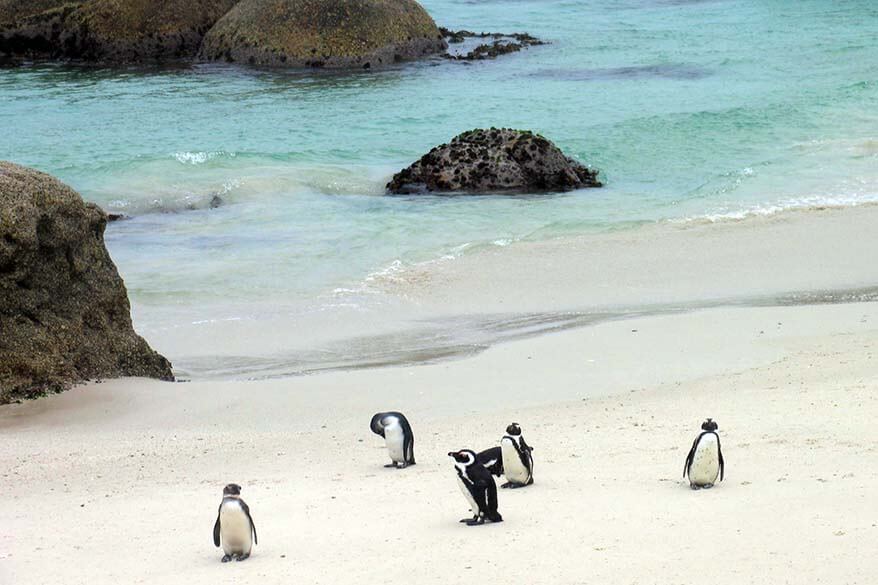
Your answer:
(0, 0), (73, 28)
(0, 1), (83, 60)
(0, 0), (238, 62)
(386, 128), (603, 194)
(0, 161), (173, 404)
(439, 28), (546, 61)
(199, 0), (447, 69)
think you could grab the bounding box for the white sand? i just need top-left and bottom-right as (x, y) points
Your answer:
(2, 207), (878, 584)
(2, 300), (877, 584)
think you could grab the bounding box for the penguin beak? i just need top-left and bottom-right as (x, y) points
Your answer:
(447, 451), (456, 457)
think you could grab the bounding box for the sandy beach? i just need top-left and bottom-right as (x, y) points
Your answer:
(2, 293), (877, 584)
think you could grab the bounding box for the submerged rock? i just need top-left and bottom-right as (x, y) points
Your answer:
(386, 128), (603, 195)
(0, 0), (238, 62)
(199, 0), (447, 69)
(0, 161), (173, 403)
(439, 28), (545, 61)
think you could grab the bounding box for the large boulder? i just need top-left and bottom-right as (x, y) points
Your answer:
(0, 0), (239, 62)
(199, 0), (446, 69)
(387, 128), (603, 194)
(0, 161), (173, 404)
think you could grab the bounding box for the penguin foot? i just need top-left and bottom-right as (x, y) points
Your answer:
(384, 463), (398, 468)
(460, 516), (478, 523)
(702, 483), (714, 489)
(487, 515), (504, 523)
(690, 484), (701, 491)
(236, 553), (250, 562)
(500, 482), (512, 489)
(221, 555), (232, 563)
(465, 518), (485, 526)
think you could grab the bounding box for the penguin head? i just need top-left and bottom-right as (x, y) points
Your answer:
(447, 450), (476, 465)
(506, 422), (522, 436)
(223, 483), (242, 496)
(701, 418), (719, 432)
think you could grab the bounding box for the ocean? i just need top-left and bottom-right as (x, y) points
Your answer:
(2, 0), (878, 377)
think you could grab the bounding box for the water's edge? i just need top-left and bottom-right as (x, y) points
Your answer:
(171, 285), (878, 381)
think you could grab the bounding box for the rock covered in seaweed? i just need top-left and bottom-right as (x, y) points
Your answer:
(439, 28), (545, 61)
(0, 0), (238, 62)
(386, 128), (603, 194)
(199, 0), (447, 69)
(0, 161), (174, 404)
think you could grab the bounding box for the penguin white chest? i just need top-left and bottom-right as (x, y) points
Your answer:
(688, 434), (720, 486)
(219, 501), (252, 555)
(456, 476), (480, 514)
(384, 422), (405, 463)
(501, 438), (530, 484)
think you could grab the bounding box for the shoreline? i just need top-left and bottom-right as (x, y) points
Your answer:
(129, 203), (878, 380)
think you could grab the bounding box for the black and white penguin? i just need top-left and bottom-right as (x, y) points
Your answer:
(476, 446), (504, 477)
(370, 411), (416, 468)
(213, 483), (258, 562)
(684, 418), (725, 490)
(448, 449), (503, 526)
(500, 422), (534, 488)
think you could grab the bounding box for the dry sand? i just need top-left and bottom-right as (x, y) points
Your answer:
(2, 299), (877, 584)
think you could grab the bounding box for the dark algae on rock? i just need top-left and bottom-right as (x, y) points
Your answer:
(0, 0), (238, 63)
(199, 0), (447, 69)
(440, 28), (545, 61)
(386, 128), (602, 195)
(0, 161), (173, 404)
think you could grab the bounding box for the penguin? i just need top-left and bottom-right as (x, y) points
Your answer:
(476, 446), (504, 477)
(684, 418), (725, 490)
(448, 449), (503, 526)
(213, 483), (258, 562)
(500, 422), (534, 488)
(370, 411), (416, 468)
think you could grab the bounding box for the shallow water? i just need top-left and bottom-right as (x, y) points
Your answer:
(3, 0), (878, 375)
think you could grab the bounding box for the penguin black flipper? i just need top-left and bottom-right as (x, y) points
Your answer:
(477, 446), (504, 477)
(683, 434), (700, 478)
(398, 414), (416, 466)
(514, 440), (531, 471)
(484, 477), (501, 521)
(519, 435), (534, 453)
(213, 505), (222, 547)
(716, 433), (725, 481)
(241, 500), (258, 545)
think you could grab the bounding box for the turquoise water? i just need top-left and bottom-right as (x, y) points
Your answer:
(3, 0), (878, 359)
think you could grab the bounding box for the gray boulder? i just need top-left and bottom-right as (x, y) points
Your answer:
(0, 161), (173, 403)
